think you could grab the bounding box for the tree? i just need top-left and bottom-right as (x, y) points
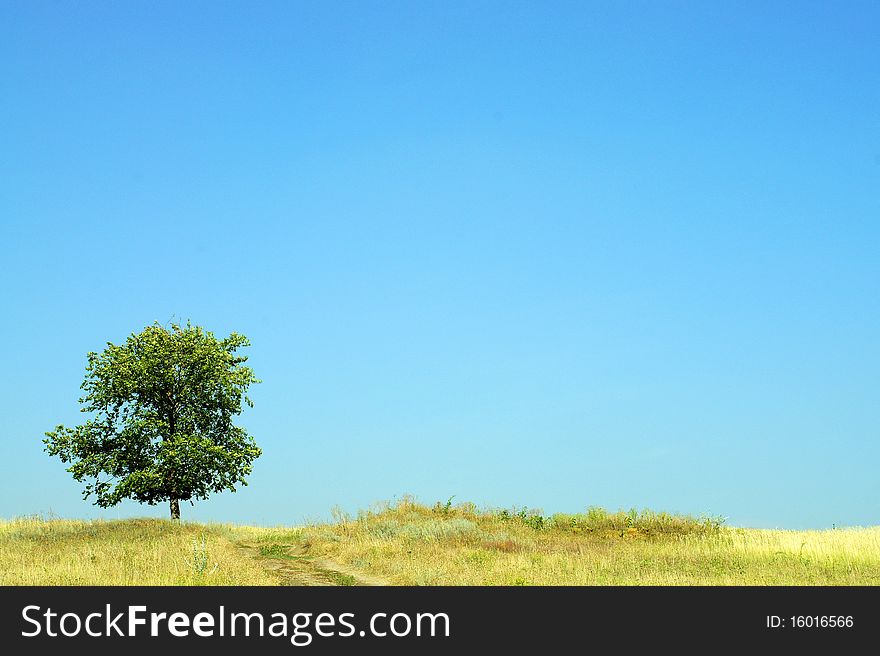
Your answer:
(44, 321), (261, 520)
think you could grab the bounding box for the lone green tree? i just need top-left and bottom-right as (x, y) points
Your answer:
(44, 321), (261, 520)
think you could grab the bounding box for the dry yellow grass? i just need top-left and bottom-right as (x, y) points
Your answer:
(0, 517), (279, 585)
(4, 501), (880, 585)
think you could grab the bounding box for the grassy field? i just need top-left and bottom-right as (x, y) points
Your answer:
(0, 517), (279, 585)
(3, 499), (880, 585)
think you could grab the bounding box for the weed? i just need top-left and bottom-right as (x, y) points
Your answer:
(433, 496), (456, 516)
(186, 534), (217, 576)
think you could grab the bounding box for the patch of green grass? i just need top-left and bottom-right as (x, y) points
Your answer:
(258, 543), (294, 558)
(321, 570), (357, 586)
(491, 505), (724, 536)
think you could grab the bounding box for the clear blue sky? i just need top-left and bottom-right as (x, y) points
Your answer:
(2, 2), (877, 529)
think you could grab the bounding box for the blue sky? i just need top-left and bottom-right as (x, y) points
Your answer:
(1, 1), (877, 529)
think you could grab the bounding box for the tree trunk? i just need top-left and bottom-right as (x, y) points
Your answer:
(170, 498), (180, 520)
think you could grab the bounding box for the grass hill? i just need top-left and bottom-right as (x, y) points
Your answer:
(3, 498), (879, 585)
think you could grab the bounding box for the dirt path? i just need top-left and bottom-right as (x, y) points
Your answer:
(237, 543), (389, 586)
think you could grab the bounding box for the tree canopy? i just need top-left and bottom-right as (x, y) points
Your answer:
(44, 321), (261, 519)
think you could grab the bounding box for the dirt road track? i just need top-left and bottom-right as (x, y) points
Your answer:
(237, 543), (389, 586)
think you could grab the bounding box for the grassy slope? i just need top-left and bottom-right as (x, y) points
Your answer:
(292, 500), (880, 585)
(3, 500), (880, 585)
